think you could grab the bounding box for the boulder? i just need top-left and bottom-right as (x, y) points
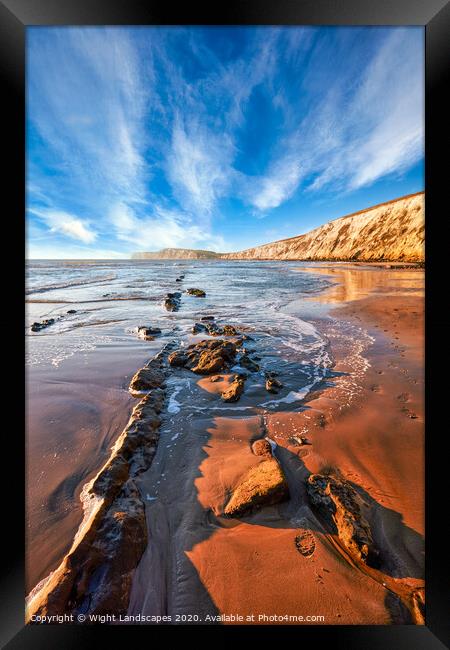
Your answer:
(306, 474), (379, 565)
(224, 458), (289, 516)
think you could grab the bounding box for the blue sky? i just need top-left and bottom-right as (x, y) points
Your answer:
(26, 26), (424, 259)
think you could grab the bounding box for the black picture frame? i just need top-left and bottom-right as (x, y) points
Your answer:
(2, 1), (449, 647)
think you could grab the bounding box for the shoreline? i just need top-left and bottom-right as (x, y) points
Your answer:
(26, 263), (424, 625)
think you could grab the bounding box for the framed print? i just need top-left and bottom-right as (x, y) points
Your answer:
(1, 0), (449, 647)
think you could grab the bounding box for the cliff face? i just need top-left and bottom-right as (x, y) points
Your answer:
(223, 192), (424, 262)
(132, 248), (220, 260)
(132, 193), (424, 263)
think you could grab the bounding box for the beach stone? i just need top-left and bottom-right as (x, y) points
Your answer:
(294, 529), (316, 558)
(192, 322), (208, 334)
(221, 375), (245, 402)
(137, 326), (161, 340)
(224, 458), (289, 516)
(186, 288), (206, 297)
(164, 292), (181, 311)
(265, 377), (283, 393)
(31, 318), (55, 332)
(201, 315), (215, 321)
(251, 439), (272, 458)
(67, 309), (77, 314)
(306, 473), (378, 565)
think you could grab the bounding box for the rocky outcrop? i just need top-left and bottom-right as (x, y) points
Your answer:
(168, 339), (237, 375)
(222, 193), (424, 262)
(224, 457), (289, 516)
(26, 345), (172, 622)
(129, 359), (166, 396)
(306, 473), (379, 566)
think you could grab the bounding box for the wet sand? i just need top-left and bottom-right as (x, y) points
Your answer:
(128, 265), (424, 624)
(26, 341), (159, 591)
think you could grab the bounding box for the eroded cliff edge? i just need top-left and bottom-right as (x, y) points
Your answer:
(133, 193), (424, 263)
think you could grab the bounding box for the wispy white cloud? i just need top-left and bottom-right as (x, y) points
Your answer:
(166, 118), (234, 215)
(30, 209), (97, 244)
(244, 28), (424, 209)
(243, 155), (303, 212)
(27, 27), (424, 256)
(108, 202), (226, 252)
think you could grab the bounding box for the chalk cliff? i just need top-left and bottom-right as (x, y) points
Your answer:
(132, 193), (424, 262)
(223, 193), (424, 262)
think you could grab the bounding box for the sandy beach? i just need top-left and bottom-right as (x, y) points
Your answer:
(126, 264), (424, 625)
(25, 262), (424, 625)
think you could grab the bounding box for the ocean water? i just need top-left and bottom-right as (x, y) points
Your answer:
(26, 259), (333, 377)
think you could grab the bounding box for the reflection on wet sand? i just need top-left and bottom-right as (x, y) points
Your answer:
(297, 263), (424, 304)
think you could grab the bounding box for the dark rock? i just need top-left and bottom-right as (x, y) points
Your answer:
(186, 288), (206, 297)
(221, 375), (245, 402)
(31, 318), (55, 332)
(168, 351), (189, 367)
(222, 325), (238, 336)
(67, 309), (77, 314)
(137, 326), (161, 340)
(129, 360), (165, 395)
(201, 315), (215, 321)
(307, 474), (379, 565)
(265, 377), (283, 393)
(192, 323), (208, 334)
(167, 339), (237, 376)
(164, 291), (182, 311)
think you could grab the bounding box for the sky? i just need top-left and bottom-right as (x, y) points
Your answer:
(26, 26), (424, 259)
